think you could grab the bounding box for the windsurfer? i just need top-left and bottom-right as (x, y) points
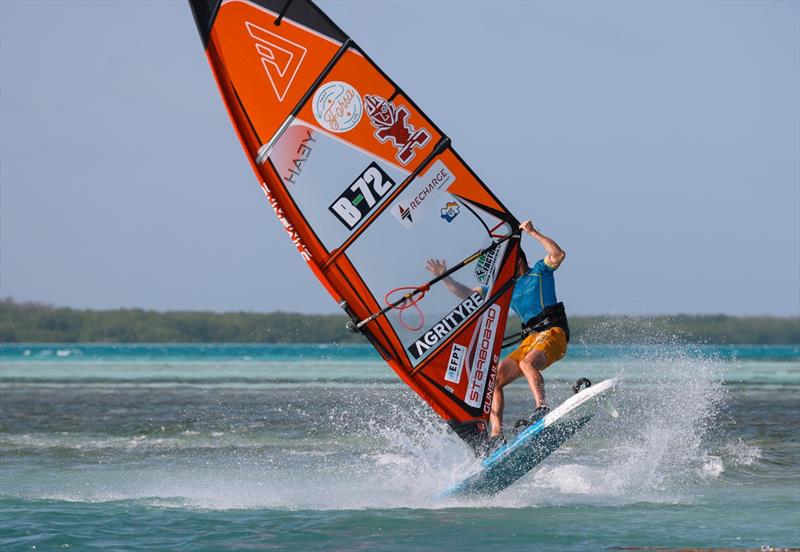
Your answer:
(425, 220), (569, 448)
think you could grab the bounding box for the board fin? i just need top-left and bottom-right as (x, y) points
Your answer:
(600, 398), (619, 418)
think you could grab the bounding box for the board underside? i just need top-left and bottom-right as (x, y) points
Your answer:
(442, 416), (592, 497)
(441, 377), (618, 497)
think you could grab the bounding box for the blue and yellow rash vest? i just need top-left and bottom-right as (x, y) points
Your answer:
(511, 258), (558, 325)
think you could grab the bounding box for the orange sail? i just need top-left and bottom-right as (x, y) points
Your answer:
(189, 0), (521, 449)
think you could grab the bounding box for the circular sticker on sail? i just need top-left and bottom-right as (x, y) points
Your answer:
(312, 81), (363, 133)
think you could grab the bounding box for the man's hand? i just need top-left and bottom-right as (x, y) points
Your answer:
(426, 258), (475, 300)
(425, 258), (447, 277)
(519, 218), (566, 269)
(519, 220), (535, 234)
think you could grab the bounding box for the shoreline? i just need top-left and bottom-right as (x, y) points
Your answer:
(2, 300), (798, 345)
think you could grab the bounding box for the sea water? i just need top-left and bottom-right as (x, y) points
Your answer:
(0, 343), (798, 551)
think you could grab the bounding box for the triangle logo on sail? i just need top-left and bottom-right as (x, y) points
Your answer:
(245, 21), (307, 102)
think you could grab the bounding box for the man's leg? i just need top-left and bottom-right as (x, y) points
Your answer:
(489, 358), (522, 436)
(518, 350), (549, 409)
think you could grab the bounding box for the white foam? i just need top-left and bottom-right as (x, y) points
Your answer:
(720, 439), (762, 466)
(700, 455), (725, 478)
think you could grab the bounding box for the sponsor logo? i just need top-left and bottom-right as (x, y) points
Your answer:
(245, 21), (307, 102)
(329, 162), (396, 229)
(260, 182), (311, 261)
(390, 160), (455, 229)
(282, 129), (316, 185)
(398, 205), (413, 225)
(440, 201), (460, 223)
(407, 291), (484, 360)
(465, 305), (501, 410)
(392, 202), (413, 228)
(445, 343), (466, 384)
(483, 362), (498, 414)
(363, 94), (431, 165)
(474, 246), (500, 285)
(312, 81), (363, 133)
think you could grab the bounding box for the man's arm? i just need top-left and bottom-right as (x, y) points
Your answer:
(425, 259), (474, 300)
(520, 220), (566, 269)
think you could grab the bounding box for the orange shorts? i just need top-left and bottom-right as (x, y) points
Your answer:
(506, 327), (567, 369)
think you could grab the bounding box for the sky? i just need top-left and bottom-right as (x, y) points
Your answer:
(1, 0), (798, 316)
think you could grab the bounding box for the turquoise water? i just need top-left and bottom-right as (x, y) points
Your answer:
(1, 344), (798, 550)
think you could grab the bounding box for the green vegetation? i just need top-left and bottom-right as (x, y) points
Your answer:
(1, 300), (797, 344)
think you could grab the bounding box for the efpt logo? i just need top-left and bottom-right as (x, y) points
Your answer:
(440, 201), (460, 223)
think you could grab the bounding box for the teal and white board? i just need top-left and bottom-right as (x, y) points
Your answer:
(442, 377), (619, 497)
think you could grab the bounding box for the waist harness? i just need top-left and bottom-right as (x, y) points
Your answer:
(522, 301), (570, 342)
